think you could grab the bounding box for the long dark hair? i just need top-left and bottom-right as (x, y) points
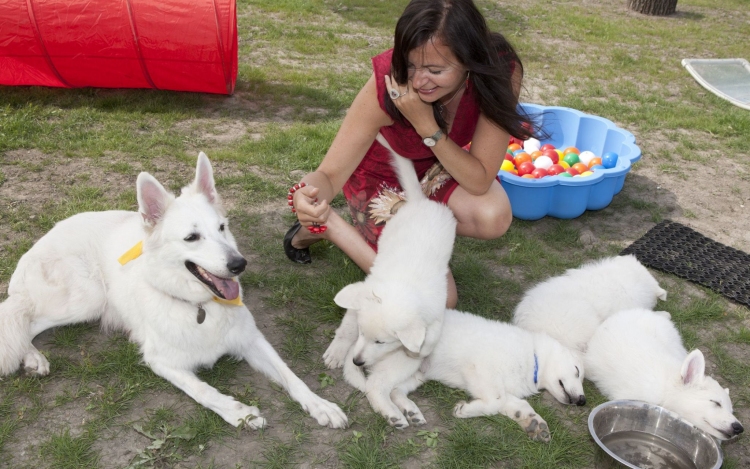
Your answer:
(385, 0), (534, 140)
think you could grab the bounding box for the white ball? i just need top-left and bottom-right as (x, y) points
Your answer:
(533, 155), (553, 169)
(578, 150), (596, 166)
(523, 138), (541, 152)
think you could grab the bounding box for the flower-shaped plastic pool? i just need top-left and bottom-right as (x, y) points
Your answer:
(499, 103), (641, 220)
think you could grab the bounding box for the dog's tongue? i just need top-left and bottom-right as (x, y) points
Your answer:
(208, 273), (240, 300)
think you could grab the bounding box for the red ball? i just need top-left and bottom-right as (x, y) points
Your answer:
(565, 167), (580, 176)
(531, 168), (548, 179)
(542, 149), (559, 164)
(517, 161), (536, 176)
(540, 143), (556, 152)
(547, 164), (565, 176)
(505, 153), (514, 162)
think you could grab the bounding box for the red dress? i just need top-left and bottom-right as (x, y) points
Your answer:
(342, 49), (481, 250)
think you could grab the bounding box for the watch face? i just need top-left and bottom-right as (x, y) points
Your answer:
(423, 137), (437, 147)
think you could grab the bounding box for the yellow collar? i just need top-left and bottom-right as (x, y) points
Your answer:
(118, 241), (244, 306)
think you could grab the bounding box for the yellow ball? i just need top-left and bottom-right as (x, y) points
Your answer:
(559, 161), (571, 169)
(501, 160), (516, 172)
(581, 171), (594, 177)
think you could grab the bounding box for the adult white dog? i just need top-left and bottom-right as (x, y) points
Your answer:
(585, 308), (744, 441)
(392, 308), (586, 442)
(512, 255), (667, 354)
(0, 153), (347, 430)
(323, 134), (457, 428)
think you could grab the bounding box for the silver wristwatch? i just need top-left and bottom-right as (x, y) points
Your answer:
(423, 129), (444, 147)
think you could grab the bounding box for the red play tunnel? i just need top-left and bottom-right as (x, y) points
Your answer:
(0, 0), (237, 94)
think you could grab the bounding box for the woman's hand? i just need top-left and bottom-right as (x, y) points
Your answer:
(293, 184), (330, 228)
(384, 74), (436, 137)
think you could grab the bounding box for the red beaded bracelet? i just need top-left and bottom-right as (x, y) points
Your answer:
(287, 182), (307, 213)
(287, 182), (327, 234)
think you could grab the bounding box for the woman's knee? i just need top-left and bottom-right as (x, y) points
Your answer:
(473, 199), (512, 239)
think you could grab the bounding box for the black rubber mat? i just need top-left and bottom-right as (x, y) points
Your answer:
(621, 219), (750, 308)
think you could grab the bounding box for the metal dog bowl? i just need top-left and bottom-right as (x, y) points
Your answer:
(588, 400), (723, 469)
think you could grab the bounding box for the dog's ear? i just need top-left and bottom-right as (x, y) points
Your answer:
(333, 282), (367, 310)
(137, 172), (173, 227)
(681, 349), (706, 385)
(656, 287), (668, 301)
(395, 322), (426, 355)
(192, 152), (221, 205)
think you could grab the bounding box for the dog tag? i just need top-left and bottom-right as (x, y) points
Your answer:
(197, 306), (206, 324)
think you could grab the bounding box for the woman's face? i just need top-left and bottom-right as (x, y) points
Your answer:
(407, 37), (467, 104)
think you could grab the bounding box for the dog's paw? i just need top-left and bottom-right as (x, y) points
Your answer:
(452, 400), (469, 418)
(386, 413), (410, 429)
(323, 338), (353, 369)
(520, 414), (550, 443)
(226, 404), (266, 430)
(397, 400), (426, 426)
(305, 396), (349, 429)
(22, 350), (50, 376)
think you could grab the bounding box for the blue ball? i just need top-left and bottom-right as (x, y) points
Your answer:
(513, 149), (528, 156)
(601, 152), (619, 169)
(590, 164), (605, 171)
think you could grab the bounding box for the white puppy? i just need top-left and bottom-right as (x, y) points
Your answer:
(392, 308), (586, 442)
(0, 153), (347, 430)
(585, 308), (744, 441)
(323, 134), (457, 428)
(512, 255), (667, 354)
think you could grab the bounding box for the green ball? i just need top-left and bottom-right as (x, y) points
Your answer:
(563, 153), (580, 165)
(559, 172), (573, 177)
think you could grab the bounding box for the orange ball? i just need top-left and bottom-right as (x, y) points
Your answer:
(572, 163), (589, 174)
(563, 146), (580, 155)
(508, 143), (523, 152)
(514, 153), (532, 167)
(521, 174), (536, 179)
(530, 150), (544, 160)
(588, 157), (603, 168)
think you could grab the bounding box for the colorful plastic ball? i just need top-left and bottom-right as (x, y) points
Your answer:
(555, 149), (564, 160)
(547, 164), (565, 176)
(602, 151), (619, 169)
(505, 153), (514, 162)
(531, 168), (548, 178)
(513, 149), (528, 156)
(523, 138), (541, 152)
(533, 155), (554, 169)
(563, 153), (580, 166)
(542, 149), (559, 164)
(565, 167), (580, 176)
(559, 161), (571, 169)
(572, 162), (589, 174)
(500, 160), (516, 172)
(559, 172), (573, 178)
(563, 146), (580, 155)
(588, 157), (602, 168)
(540, 143), (556, 152)
(530, 150), (544, 160)
(578, 150), (596, 166)
(508, 143), (523, 152)
(517, 161), (536, 176)
(509, 136), (524, 146)
(581, 171), (594, 177)
(514, 153), (532, 167)
(590, 164), (605, 171)
(521, 174), (536, 179)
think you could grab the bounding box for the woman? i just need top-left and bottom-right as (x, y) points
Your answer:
(283, 0), (534, 308)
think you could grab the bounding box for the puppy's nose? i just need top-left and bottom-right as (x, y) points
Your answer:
(227, 257), (247, 275)
(732, 422), (744, 435)
(576, 395), (586, 406)
(353, 356), (365, 367)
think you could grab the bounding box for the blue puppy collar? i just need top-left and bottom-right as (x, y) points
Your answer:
(533, 354), (539, 385)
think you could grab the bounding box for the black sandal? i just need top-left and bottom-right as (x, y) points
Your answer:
(283, 221), (311, 264)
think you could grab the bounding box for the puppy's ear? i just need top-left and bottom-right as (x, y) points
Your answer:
(681, 349), (706, 385)
(396, 322), (426, 355)
(192, 152), (220, 205)
(657, 287), (668, 301)
(333, 282), (367, 310)
(137, 172), (174, 227)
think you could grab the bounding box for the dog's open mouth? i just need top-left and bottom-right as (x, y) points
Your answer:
(185, 261), (239, 300)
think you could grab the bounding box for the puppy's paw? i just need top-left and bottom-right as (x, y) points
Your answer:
(404, 408), (426, 426)
(22, 350), (50, 376)
(304, 395), (349, 429)
(227, 404), (266, 430)
(520, 414), (550, 443)
(323, 338), (353, 369)
(386, 413), (410, 429)
(452, 401), (469, 418)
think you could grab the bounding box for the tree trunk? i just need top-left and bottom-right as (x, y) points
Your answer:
(628, 0), (677, 16)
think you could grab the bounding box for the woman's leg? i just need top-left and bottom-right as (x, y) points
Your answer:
(446, 179), (512, 240)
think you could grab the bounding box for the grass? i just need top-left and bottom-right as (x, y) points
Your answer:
(0, 0), (749, 467)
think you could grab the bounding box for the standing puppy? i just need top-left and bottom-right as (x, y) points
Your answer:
(392, 309), (586, 442)
(0, 153), (347, 430)
(512, 255), (667, 354)
(324, 134), (457, 428)
(585, 308), (743, 441)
